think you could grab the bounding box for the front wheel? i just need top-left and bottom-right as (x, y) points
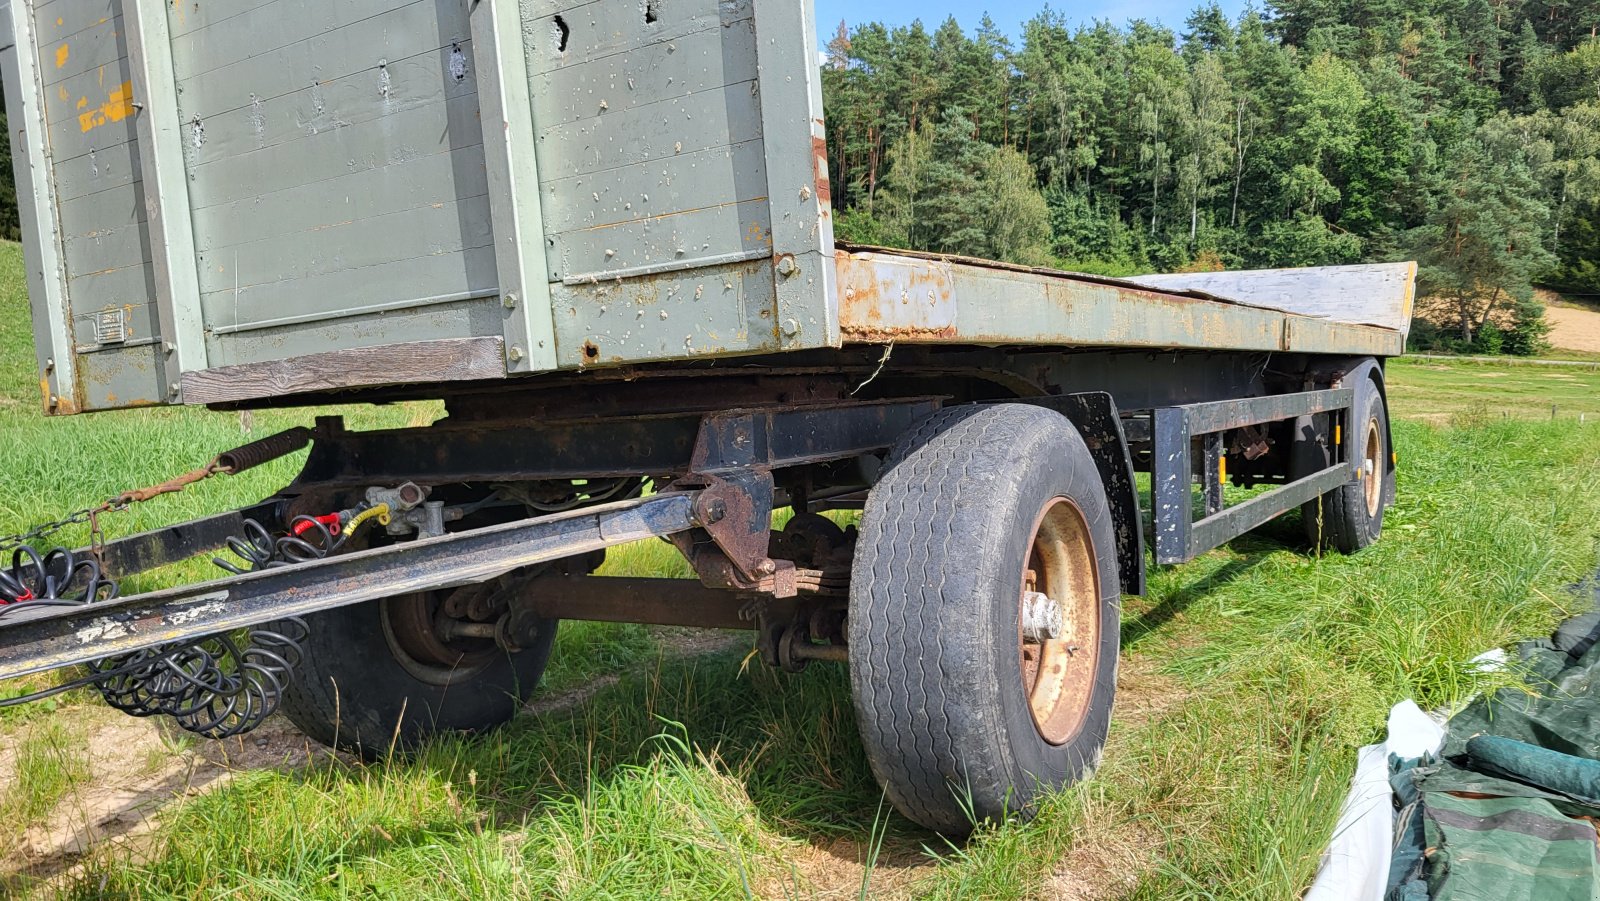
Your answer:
(848, 404), (1121, 835)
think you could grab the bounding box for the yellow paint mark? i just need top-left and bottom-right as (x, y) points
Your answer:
(58, 86), (70, 101)
(78, 81), (134, 133)
(1334, 423), (1342, 446)
(55, 16), (63, 26)
(55, 43), (69, 68)
(97, 65), (104, 87)
(1218, 453), (1227, 485)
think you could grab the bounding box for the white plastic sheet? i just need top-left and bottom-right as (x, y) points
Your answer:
(1303, 700), (1446, 901)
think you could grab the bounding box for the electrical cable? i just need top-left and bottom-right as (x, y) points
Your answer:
(0, 506), (390, 738)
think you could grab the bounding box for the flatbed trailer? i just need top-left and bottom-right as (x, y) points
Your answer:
(0, 0), (1414, 833)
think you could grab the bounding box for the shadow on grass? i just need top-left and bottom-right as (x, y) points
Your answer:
(57, 639), (933, 898)
(1122, 516), (1307, 651)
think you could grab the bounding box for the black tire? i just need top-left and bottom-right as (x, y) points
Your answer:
(1301, 386), (1391, 554)
(273, 592), (557, 756)
(850, 404), (1121, 835)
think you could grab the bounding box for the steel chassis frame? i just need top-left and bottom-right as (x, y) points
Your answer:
(0, 375), (1369, 684)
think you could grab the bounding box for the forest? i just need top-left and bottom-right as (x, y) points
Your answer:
(820, 0), (1600, 354)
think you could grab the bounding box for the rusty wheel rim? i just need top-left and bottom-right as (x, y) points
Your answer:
(1362, 418), (1383, 518)
(1018, 497), (1102, 746)
(381, 591), (497, 685)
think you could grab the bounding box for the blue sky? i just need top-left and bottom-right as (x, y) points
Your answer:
(813, 0), (1251, 41)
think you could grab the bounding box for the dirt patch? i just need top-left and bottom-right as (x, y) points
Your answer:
(0, 708), (346, 891)
(763, 835), (933, 900)
(1546, 305), (1600, 353)
(1036, 822), (1160, 901)
(1112, 651), (1189, 734)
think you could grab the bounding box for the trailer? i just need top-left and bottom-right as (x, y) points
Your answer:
(0, 0), (1415, 834)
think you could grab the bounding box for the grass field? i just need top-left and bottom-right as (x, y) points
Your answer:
(2, 240), (1598, 898)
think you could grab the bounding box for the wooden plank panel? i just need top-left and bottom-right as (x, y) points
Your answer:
(51, 137), (139, 202)
(41, 53), (137, 162)
(65, 259), (156, 312)
(187, 91), (483, 207)
(171, 0), (422, 77)
(56, 178), (143, 238)
(551, 257), (780, 366)
(61, 215), (149, 279)
(184, 41), (477, 172)
(199, 245), (498, 332)
(523, 0), (751, 76)
(71, 299), (155, 347)
(38, 11), (121, 86)
(165, 0), (283, 38)
(203, 298), (499, 367)
(550, 197), (769, 283)
(77, 343), (166, 409)
(196, 196), (493, 295)
(528, 17), (757, 129)
(182, 337), (505, 405)
(536, 80), (760, 180)
(193, 144), (489, 252)
(175, 0), (467, 117)
(34, 0), (117, 47)
(540, 139), (765, 235)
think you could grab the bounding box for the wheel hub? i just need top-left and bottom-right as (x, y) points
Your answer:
(1020, 591), (1064, 642)
(1362, 418), (1383, 518)
(381, 590), (499, 685)
(1018, 497), (1102, 746)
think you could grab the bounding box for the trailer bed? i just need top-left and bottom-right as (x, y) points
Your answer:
(2, 0), (1413, 415)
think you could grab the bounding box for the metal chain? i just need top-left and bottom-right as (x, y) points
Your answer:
(0, 504), (111, 555)
(0, 459), (228, 557)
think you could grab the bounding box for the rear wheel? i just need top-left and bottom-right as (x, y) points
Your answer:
(1301, 387), (1391, 553)
(849, 404), (1121, 835)
(274, 584), (556, 756)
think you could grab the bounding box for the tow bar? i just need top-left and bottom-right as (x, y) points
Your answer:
(0, 492), (704, 683)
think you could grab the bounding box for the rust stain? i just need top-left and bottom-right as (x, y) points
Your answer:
(840, 322), (958, 341)
(811, 135), (832, 205)
(54, 43), (69, 69)
(835, 250), (956, 342)
(78, 81), (134, 134)
(46, 373), (80, 416)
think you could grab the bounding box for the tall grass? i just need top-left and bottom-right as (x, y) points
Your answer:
(0, 719), (91, 825)
(38, 415), (1598, 900)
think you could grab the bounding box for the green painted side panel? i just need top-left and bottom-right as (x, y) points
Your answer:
(3, 0), (942, 413)
(176, 0), (500, 362)
(24, 0), (166, 411)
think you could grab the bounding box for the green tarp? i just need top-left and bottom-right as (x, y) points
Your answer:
(1387, 585), (1600, 900)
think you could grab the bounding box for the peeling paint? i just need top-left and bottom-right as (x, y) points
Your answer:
(76, 616), (132, 645)
(76, 80), (133, 133)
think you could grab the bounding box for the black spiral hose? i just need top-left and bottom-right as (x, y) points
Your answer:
(0, 513), (349, 740)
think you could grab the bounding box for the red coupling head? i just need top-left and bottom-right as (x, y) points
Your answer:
(291, 513), (344, 538)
